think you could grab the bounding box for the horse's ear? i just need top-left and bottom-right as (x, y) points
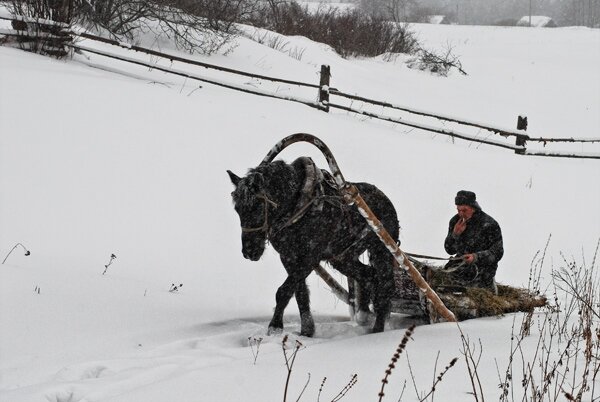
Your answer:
(227, 170), (241, 187)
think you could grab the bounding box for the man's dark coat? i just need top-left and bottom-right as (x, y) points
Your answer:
(444, 209), (504, 288)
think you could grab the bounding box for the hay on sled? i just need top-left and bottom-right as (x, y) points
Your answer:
(430, 284), (548, 321)
(391, 265), (547, 321)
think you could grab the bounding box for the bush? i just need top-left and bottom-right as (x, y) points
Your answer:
(248, 2), (419, 58)
(407, 45), (468, 76)
(74, 0), (248, 53)
(7, 0), (74, 23)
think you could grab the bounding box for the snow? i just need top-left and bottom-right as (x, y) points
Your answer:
(1, 20), (599, 402)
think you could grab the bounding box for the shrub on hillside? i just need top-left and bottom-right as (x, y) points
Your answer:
(248, 2), (419, 58)
(6, 0), (74, 23)
(407, 45), (468, 76)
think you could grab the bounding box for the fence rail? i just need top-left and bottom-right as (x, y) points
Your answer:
(69, 43), (321, 110)
(328, 102), (525, 152)
(331, 88), (528, 141)
(75, 31), (321, 89)
(1, 15), (599, 160)
(329, 88), (600, 145)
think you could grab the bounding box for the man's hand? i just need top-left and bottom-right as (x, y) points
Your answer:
(453, 218), (467, 236)
(463, 253), (477, 264)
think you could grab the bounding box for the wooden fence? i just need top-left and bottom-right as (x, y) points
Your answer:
(1, 15), (599, 160)
(0, 14), (71, 57)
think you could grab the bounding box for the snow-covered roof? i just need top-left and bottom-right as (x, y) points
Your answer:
(517, 15), (556, 27)
(427, 15), (447, 24)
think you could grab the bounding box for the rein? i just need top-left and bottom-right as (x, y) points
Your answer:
(405, 253), (472, 275)
(405, 252), (463, 261)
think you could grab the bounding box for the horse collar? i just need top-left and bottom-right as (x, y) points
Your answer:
(273, 157), (329, 234)
(242, 158), (336, 238)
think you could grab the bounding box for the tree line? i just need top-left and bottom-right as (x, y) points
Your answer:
(359, 0), (600, 27)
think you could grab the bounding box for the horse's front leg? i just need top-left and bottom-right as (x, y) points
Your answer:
(268, 258), (314, 336)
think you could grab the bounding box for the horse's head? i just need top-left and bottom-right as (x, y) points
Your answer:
(227, 167), (277, 261)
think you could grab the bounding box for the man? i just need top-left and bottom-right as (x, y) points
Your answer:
(431, 190), (504, 292)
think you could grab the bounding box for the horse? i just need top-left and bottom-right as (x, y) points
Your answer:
(227, 157), (400, 336)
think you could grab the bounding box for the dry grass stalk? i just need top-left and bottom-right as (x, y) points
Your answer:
(418, 356), (458, 402)
(281, 335), (304, 402)
(330, 374), (357, 402)
(248, 336), (263, 365)
(457, 325), (485, 402)
(493, 240), (600, 402)
(521, 236), (551, 337)
(2, 242), (31, 264)
(378, 324), (415, 401)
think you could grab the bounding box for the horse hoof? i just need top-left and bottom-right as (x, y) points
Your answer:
(355, 311), (371, 326)
(267, 326), (283, 336)
(300, 326), (315, 337)
(371, 320), (385, 333)
(300, 315), (315, 337)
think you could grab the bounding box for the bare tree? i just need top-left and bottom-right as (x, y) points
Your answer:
(7, 0), (261, 54)
(7, 0), (75, 23)
(383, 0), (416, 22)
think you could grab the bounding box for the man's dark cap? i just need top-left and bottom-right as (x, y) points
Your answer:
(455, 190), (481, 209)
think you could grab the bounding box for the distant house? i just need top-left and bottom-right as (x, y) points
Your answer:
(424, 15), (450, 24)
(516, 16), (557, 27)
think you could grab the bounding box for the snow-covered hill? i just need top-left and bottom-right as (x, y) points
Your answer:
(0, 22), (599, 402)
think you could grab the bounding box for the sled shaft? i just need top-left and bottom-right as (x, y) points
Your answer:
(313, 264), (350, 304)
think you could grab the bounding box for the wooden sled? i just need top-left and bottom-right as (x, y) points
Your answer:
(393, 262), (547, 322)
(263, 133), (543, 323)
(315, 263), (547, 323)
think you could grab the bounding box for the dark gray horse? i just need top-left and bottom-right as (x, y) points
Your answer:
(228, 157), (399, 336)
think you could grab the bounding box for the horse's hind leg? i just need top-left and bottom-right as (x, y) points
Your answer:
(330, 257), (373, 325)
(368, 242), (396, 333)
(295, 279), (315, 337)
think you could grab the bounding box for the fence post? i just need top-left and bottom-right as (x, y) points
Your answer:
(515, 115), (528, 155)
(318, 64), (331, 112)
(10, 17), (72, 58)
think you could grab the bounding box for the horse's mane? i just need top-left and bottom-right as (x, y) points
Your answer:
(232, 160), (301, 207)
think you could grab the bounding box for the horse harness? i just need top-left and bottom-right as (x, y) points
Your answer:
(240, 192), (279, 234)
(240, 157), (342, 238)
